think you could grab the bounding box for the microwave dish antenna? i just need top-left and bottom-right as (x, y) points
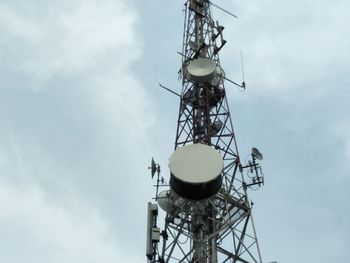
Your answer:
(252, 147), (264, 160)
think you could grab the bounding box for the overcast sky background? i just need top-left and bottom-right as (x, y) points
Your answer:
(0, 0), (349, 262)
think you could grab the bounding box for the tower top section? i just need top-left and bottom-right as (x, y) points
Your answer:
(182, 0), (227, 63)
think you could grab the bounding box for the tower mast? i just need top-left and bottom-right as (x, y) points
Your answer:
(146, 1), (264, 262)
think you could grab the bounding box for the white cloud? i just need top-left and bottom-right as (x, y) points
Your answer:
(0, 182), (142, 263)
(0, 0), (140, 89)
(0, 0), (154, 261)
(59, 0), (139, 73)
(0, 4), (42, 38)
(222, 0), (350, 97)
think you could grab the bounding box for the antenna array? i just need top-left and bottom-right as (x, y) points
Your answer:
(146, 1), (265, 262)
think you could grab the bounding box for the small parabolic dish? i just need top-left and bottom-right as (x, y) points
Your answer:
(157, 190), (169, 212)
(169, 143), (223, 200)
(210, 119), (223, 136)
(252, 147), (263, 160)
(186, 58), (217, 83)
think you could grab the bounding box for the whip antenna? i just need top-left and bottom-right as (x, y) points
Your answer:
(241, 50), (246, 89)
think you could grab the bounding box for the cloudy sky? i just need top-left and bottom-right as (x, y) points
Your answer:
(0, 0), (349, 262)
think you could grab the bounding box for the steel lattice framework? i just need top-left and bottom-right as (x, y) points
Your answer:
(148, 1), (263, 262)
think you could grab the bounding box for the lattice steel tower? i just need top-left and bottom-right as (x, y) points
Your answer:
(146, 1), (265, 262)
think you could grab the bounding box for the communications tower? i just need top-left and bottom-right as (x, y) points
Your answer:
(146, 1), (265, 262)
